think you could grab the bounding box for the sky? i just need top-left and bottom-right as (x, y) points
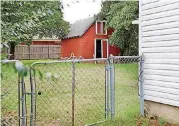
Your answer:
(61, 0), (102, 24)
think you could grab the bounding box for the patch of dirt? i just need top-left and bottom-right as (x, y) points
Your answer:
(136, 115), (178, 126)
(1, 111), (18, 126)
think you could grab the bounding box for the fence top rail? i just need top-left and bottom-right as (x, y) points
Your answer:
(16, 45), (60, 47)
(30, 45), (61, 47)
(111, 56), (141, 59)
(30, 58), (108, 67)
(0, 59), (19, 63)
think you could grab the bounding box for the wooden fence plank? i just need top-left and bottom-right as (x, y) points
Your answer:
(14, 45), (61, 59)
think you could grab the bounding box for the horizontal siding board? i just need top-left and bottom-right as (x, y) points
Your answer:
(144, 64), (179, 71)
(142, 3), (179, 16)
(144, 84), (179, 95)
(142, 28), (179, 37)
(142, 40), (179, 47)
(142, 15), (179, 26)
(142, 34), (179, 42)
(144, 74), (179, 83)
(145, 59), (179, 65)
(144, 80), (179, 89)
(142, 0), (159, 5)
(144, 59), (179, 65)
(142, 21), (179, 32)
(144, 90), (179, 101)
(142, 46), (179, 53)
(144, 69), (179, 77)
(144, 95), (179, 107)
(142, 8), (179, 21)
(144, 53), (179, 59)
(141, 1), (179, 107)
(142, 1), (178, 10)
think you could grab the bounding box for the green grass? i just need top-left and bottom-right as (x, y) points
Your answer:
(1, 60), (141, 126)
(102, 63), (139, 126)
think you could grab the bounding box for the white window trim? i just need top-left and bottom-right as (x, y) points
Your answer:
(101, 40), (103, 58)
(95, 20), (98, 35)
(106, 39), (109, 58)
(94, 38), (109, 58)
(95, 20), (107, 35)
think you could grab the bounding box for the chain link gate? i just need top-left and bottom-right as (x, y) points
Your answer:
(1, 56), (144, 126)
(1, 60), (29, 126)
(29, 58), (115, 126)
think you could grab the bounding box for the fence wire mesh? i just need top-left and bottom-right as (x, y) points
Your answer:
(1, 62), (19, 126)
(31, 62), (73, 126)
(1, 56), (142, 126)
(30, 59), (108, 126)
(74, 61), (106, 125)
(112, 56), (141, 124)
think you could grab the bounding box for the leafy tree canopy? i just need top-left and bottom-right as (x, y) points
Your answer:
(1, 1), (69, 58)
(99, 1), (139, 56)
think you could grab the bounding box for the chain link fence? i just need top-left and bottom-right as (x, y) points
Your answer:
(75, 61), (106, 125)
(1, 61), (19, 126)
(29, 59), (109, 126)
(1, 56), (143, 126)
(31, 62), (73, 126)
(112, 56), (142, 125)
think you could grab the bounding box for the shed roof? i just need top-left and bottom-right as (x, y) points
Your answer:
(63, 16), (97, 39)
(33, 35), (60, 41)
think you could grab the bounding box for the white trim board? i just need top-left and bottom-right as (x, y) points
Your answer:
(94, 39), (109, 58)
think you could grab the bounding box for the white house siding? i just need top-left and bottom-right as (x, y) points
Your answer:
(140, 0), (179, 107)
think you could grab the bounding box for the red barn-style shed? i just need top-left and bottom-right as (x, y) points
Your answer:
(31, 35), (61, 45)
(20, 35), (61, 45)
(61, 16), (120, 59)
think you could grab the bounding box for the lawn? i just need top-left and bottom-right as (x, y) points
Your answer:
(1, 60), (140, 126)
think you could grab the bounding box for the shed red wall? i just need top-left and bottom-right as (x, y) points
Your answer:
(61, 37), (82, 57)
(103, 41), (107, 58)
(20, 41), (60, 45)
(61, 23), (120, 59)
(109, 45), (121, 56)
(32, 41), (60, 45)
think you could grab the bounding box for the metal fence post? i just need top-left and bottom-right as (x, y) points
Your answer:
(139, 55), (144, 115)
(29, 68), (35, 126)
(105, 63), (110, 120)
(109, 55), (115, 120)
(21, 75), (26, 126)
(18, 74), (21, 126)
(72, 61), (76, 126)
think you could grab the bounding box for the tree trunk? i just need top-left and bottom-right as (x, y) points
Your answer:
(123, 47), (129, 56)
(9, 43), (15, 59)
(120, 49), (124, 56)
(121, 43), (130, 56)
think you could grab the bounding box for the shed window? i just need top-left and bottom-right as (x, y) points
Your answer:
(96, 21), (107, 35)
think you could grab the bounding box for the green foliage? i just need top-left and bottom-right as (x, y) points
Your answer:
(1, 60), (43, 80)
(135, 116), (170, 126)
(1, 53), (8, 60)
(158, 117), (167, 126)
(31, 67), (43, 80)
(1, 1), (69, 45)
(99, 1), (139, 56)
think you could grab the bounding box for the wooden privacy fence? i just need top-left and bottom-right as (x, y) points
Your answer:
(15, 45), (61, 59)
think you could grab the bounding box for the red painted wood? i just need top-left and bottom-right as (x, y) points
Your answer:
(103, 40), (107, 58)
(61, 37), (82, 57)
(61, 22), (120, 59)
(32, 41), (60, 45)
(20, 41), (60, 45)
(109, 45), (121, 56)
